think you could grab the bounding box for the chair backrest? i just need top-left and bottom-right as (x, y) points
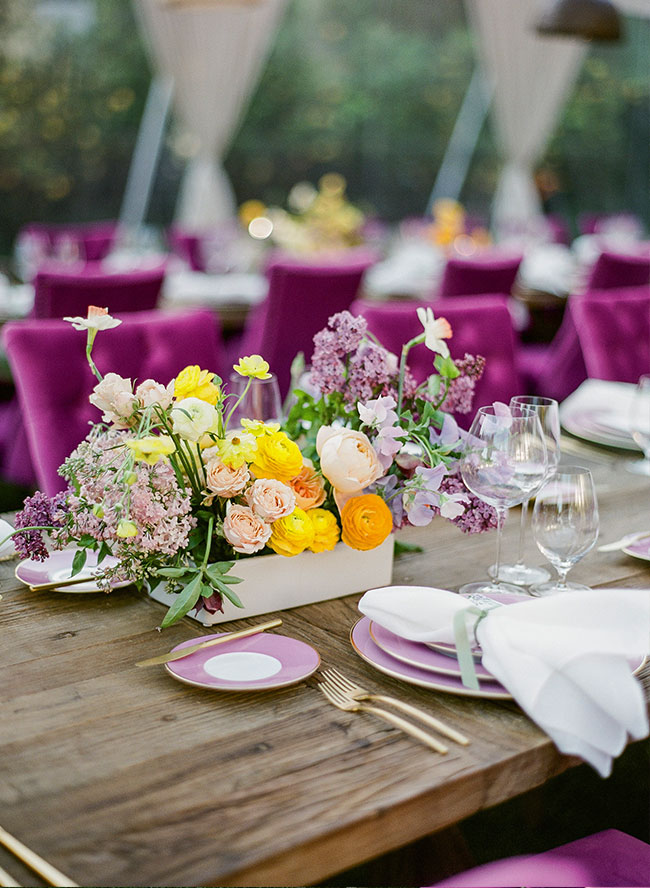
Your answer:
(240, 249), (379, 396)
(570, 286), (650, 383)
(22, 221), (118, 262)
(585, 247), (650, 290)
(32, 264), (166, 319)
(437, 252), (523, 299)
(350, 295), (523, 425)
(167, 229), (206, 271)
(2, 309), (227, 495)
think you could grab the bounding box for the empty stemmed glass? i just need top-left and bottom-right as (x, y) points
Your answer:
(459, 404), (548, 596)
(228, 372), (283, 426)
(531, 466), (599, 596)
(627, 374), (650, 476)
(490, 395), (561, 586)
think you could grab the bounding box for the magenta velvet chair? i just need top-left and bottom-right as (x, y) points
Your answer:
(32, 263), (167, 319)
(22, 221), (118, 263)
(350, 295), (523, 425)
(570, 286), (650, 383)
(586, 247), (650, 290)
(436, 252), (523, 299)
(2, 309), (227, 496)
(237, 250), (379, 397)
(167, 229), (206, 271)
(425, 829), (650, 887)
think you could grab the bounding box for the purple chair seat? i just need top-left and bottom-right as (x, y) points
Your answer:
(437, 251), (523, 299)
(349, 295), (523, 425)
(426, 828), (650, 887)
(32, 263), (167, 319)
(2, 309), (227, 495)
(237, 249), (379, 397)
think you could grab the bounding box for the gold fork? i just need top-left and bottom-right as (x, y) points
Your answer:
(318, 682), (449, 753)
(321, 667), (470, 746)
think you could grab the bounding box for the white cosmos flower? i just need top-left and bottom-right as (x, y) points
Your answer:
(63, 305), (122, 331)
(416, 306), (452, 358)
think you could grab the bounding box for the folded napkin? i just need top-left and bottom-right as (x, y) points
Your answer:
(358, 586), (650, 777)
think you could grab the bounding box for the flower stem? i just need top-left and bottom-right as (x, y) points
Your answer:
(85, 330), (103, 382)
(224, 377), (253, 429)
(397, 333), (425, 414)
(201, 516), (215, 569)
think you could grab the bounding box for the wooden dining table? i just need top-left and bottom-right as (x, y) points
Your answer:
(1, 438), (649, 888)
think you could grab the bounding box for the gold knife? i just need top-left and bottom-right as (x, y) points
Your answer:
(28, 573), (106, 592)
(135, 618), (283, 667)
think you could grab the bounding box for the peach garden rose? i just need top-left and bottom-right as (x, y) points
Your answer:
(203, 456), (250, 500)
(222, 502), (272, 555)
(316, 426), (383, 494)
(245, 478), (296, 521)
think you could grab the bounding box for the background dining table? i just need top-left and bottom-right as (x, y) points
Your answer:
(1, 437), (649, 888)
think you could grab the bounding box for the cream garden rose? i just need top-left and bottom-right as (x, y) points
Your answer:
(245, 478), (296, 521)
(316, 426), (383, 494)
(204, 456), (250, 499)
(171, 397), (219, 442)
(222, 503), (272, 555)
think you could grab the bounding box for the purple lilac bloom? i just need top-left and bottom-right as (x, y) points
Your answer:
(14, 490), (70, 561)
(432, 473), (498, 534)
(327, 311), (367, 353)
(440, 354), (486, 414)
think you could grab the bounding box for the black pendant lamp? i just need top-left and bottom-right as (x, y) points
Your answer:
(535, 0), (623, 41)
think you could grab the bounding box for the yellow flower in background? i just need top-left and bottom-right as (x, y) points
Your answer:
(240, 418), (280, 437)
(233, 355), (272, 380)
(308, 508), (340, 553)
(216, 430), (258, 470)
(268, 507), (315, 557)
(116, 519), (138, 539)
(125, 436), (175, 465)
(174, 365), (220, 405)
(239, 199), (267, 228)
(340, 494), (393, 551)
(250, 431), (303, 482)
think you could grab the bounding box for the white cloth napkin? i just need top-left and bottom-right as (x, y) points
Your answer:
(0, 518), (16, 559)
(358, 586), (650, 777)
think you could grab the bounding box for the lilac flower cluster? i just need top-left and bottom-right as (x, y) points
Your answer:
(440, 354), (486, 414)
(430, 473), (498, 533)
(14, 490), (70, 561)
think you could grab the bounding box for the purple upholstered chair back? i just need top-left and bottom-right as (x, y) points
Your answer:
(239, 250), (378, 397)
(32, 264), (166, 319)
(2, 309), (227, 496)
(350, 296), (523, 426)
(586, 247), (650, 290)
(437, 252), (523, 299)
(426, 828), (650, 887)
(167, 229), (206, 271)
(570, 286), (650, 383)
(22, 221), (118, 263)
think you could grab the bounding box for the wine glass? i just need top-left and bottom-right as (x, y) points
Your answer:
(627, 375), (650, 476)
(490, 396), (561, 586)
(530, 466), (599, 596)
(228, 372), (283, 426)
(459, 404), (548, 596)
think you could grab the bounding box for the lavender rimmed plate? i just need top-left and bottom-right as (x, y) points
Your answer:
(351, 617), (513, 700)
(622, 536), (650, 562)
(165, 632), (321, 691)
(15, 549), (129, 593)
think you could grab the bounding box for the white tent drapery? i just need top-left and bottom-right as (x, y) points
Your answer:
(465, 0), (587, 238)
(135, 0), (287, 226)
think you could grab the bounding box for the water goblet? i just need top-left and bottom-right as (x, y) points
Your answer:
(490, 395), (561, 586)
(530, 466), (599, 596)
(228, 372), (283, 426)
(627, 374), (650, 476)
(459, 404), (548, 596)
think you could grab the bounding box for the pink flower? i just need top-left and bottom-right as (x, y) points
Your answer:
(204, 457), (250, 499)
(223, 503), (272, 554)
(135, 379), (174, 411)
(245, 478), (296, 521)
(89, 373), (137, 426)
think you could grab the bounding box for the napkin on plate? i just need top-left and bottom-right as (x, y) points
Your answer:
(358, 586), (650, 777)
(0, 518), (16, 560)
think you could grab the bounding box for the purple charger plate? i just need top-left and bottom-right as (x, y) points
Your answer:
(165, 632), (321, 691)
(351, 617), (513, 700)
(623, 536), (650, 561)
(15, 549), (127, 593)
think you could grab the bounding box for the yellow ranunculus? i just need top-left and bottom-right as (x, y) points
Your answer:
(340, 494), (393, 551)
(215, 430), (258, 470)
(173, 365), (220, 405)
(116, 519), (138, 538)
(232, 355), (272, 380)
(307, 508), (340, 553)
(268, 508), (315, 557)
(240, 418), (280, 437)
(125, 435), (176, 465)
(250, 431), (304, 483)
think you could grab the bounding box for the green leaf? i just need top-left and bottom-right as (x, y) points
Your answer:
(394, 539), (424, 557)
(160, 573), (203, 628)
(434, 354), (460, 379)
(211, 578), (244, 609)
(96, 541), (112, 565)
(156, 567), (191, 579)
(71, 548), (87, 577)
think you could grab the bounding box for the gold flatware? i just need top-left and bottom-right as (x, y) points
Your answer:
(28, 573), (105, 592)
(321, 667), (470, 746)
(135, 618), (283, 667)
(0, 863), (21, 888)
(318, 682), (449, 754)
(0, 825), (78, 888)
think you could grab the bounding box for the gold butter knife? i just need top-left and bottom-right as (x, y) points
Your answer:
(0, 825), (78, 887)
(135, 618), (283, 667)
(28, 573), (106, 592)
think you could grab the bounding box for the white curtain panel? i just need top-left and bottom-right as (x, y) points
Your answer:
(136, 0), (287, 226)
(465, 0), (586, 238)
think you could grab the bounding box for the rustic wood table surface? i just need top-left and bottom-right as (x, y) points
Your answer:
(1, 439), (649, 887)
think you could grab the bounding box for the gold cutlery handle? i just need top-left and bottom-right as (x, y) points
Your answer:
(357, 703), (448, 754)
(369, 694), (470, 746)
(0, 864), (21, 888)
(29, 574), (104, 592)
(135, 618), (283, 667)
(0, 826), (78, 887)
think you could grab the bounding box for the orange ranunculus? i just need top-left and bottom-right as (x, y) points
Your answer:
(340, 494), (393, 551)
(288, 463), (326, 510)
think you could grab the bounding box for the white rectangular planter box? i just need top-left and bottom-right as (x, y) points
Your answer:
(149, 535), (394, 626)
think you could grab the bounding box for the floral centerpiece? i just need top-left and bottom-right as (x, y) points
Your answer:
(10, 305), (494, 628)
